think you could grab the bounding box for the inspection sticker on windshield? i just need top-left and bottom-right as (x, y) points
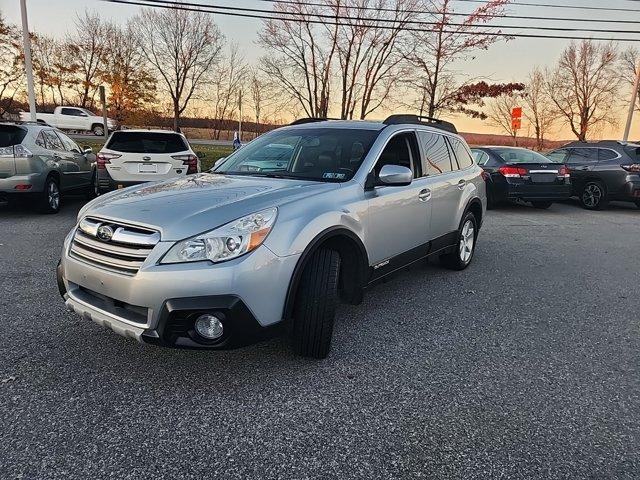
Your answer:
(323, 172), (346, 180)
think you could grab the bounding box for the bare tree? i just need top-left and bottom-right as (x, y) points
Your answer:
(546, 40), (620, 142)
(102, 21), (156, 123)
(487, 91), (523, 145)
(258, 1), (339, 118)
(65, 10), (108, 108)
(621, 48), (640, 113)
(137, 8), (225, 131)
(249, 71), (263, 126)
(404, 0), (511, 118)
(210, 44), (247, 139)
(0, 14), (23, 116)
(523, 68), (556, 151)
(333, 0), (414, 119)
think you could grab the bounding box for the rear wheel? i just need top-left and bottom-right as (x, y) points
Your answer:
(580, 181), (607, 210)
(531, 201), (553, 209)
(40, 176), (61, 214)
(292, 248), (341, 359)
(92, 124), (105, 136)
(440, 211), (477, 271)
(635, 200), (640, 209)
(86, 169), (97, 200)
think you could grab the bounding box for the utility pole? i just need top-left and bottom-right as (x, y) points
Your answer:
(623, 60), (640, 142)
(99, 86), (108, 141)
(20, 0), (37, 121)
(238, 90), (243, 142)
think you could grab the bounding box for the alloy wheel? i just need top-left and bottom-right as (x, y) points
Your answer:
(48, 181), (60, 210)
(459, 219), (475, 263)
(582, 184), (602, 208)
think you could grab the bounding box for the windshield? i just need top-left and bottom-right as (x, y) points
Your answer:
(106, 131), (188, 154)
(493, 148), (557, 164)
(215, 127), (379, 182)
(0, 125), (27, 147)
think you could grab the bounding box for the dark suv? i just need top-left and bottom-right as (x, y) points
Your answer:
(547, 141), (640, 210)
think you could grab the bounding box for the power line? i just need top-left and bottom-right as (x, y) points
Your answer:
(123, 0), (640, 36)
(259, 0), (640, 24)
(453, 0), (640, 13)
(102, 0), (640, 42)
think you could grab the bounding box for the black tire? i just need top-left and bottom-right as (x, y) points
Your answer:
(531, 201), (553, 209)
(440, 211), (478, 271)
(86, 169), (97, 200)
(40, 175), (61, 214)
(635, 200), (640, 209)
(92, 124), (105, 136)
(579, 181), (607, 210)
(292, 248), (341, 359)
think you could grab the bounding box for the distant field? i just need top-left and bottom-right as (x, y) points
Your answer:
(78, 138), (233, 171)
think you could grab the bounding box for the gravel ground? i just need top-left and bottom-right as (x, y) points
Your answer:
(0, 197), (639, 479)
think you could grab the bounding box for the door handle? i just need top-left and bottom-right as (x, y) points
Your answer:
(418, 189), (431, 202)
(457, 179), (466, 190)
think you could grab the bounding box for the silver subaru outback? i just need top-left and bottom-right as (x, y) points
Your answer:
(57, 115), (486, 358)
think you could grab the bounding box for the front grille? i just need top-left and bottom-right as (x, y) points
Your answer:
(69, 217), (160, 276)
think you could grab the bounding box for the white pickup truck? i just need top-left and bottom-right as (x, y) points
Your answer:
(20, 106), (118, 136)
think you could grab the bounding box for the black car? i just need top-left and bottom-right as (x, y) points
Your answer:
(471, 146), (571, 209)
(547, 141), (640, 210)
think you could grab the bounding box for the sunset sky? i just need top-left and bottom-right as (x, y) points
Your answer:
(1, 0), (639, 140)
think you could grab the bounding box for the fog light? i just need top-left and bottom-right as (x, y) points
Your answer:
(194, 314), (224, 340)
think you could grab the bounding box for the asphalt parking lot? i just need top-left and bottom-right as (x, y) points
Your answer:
(1, 198), (638, 479)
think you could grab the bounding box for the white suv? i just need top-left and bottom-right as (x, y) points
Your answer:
(95, 130), (200, 194)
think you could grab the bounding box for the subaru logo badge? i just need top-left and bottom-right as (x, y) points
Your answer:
(96, 225), (114, 242)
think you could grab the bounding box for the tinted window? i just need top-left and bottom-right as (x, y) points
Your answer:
(598, 149), (618, 161)
(61, 108), (84, 116)
(216, 127), (379, 182)
(492, 148), (555, 164)
(622, 144), (640, 161)
(449, 138), (474, 169)
(0, 125), (27, 147)
(56, 132), (80, 152)
(106, 132), (188, 154)
(472, 150), (489, 166)
(418, 131), (452, 175)
(42, 130), (64, 150)
(567, 148), (598, 164)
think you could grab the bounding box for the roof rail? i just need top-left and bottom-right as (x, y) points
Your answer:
(289, 117), (342, 126)
(383, 114), (458, 134)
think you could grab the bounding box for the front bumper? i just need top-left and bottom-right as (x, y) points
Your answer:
(58, 229), (300, 349)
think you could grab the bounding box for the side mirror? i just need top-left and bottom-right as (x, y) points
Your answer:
(377, 164), (413, 186)
(82, 146), (93, 155)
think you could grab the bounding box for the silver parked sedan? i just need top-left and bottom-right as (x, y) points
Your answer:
(0, 122), (94, 213)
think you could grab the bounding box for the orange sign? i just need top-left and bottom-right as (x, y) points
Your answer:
(511, 107), (522, 119)
(512, 118), (522, 131)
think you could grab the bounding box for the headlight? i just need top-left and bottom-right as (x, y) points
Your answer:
(160, 208), (277, 264)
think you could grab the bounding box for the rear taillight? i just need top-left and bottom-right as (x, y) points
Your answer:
(172, 154), (199, 174)
(0, 145), (32, 158)
(558, 166), (571, 178)
(96, 152), (121, 170)
(621, 163), (640, 173)
(498, 166), (528, 178)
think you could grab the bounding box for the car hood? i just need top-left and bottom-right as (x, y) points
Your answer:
(82, 173), (338, 240)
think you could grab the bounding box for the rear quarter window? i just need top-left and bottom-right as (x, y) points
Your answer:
(449, 138), (474, 169)
(106, 132), (188, 154)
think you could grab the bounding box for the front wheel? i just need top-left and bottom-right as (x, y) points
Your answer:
(440, 212), (477, 270)
(292, 248), (341, 359)
(531, 201), (553, 209)
(580, 181), (607, 210)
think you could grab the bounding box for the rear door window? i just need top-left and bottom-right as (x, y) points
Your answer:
(417, 131), (453, 175)
(622, 144), (640, 162)
(106, 132), (188, 154)
(448, 138), (474, 169)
